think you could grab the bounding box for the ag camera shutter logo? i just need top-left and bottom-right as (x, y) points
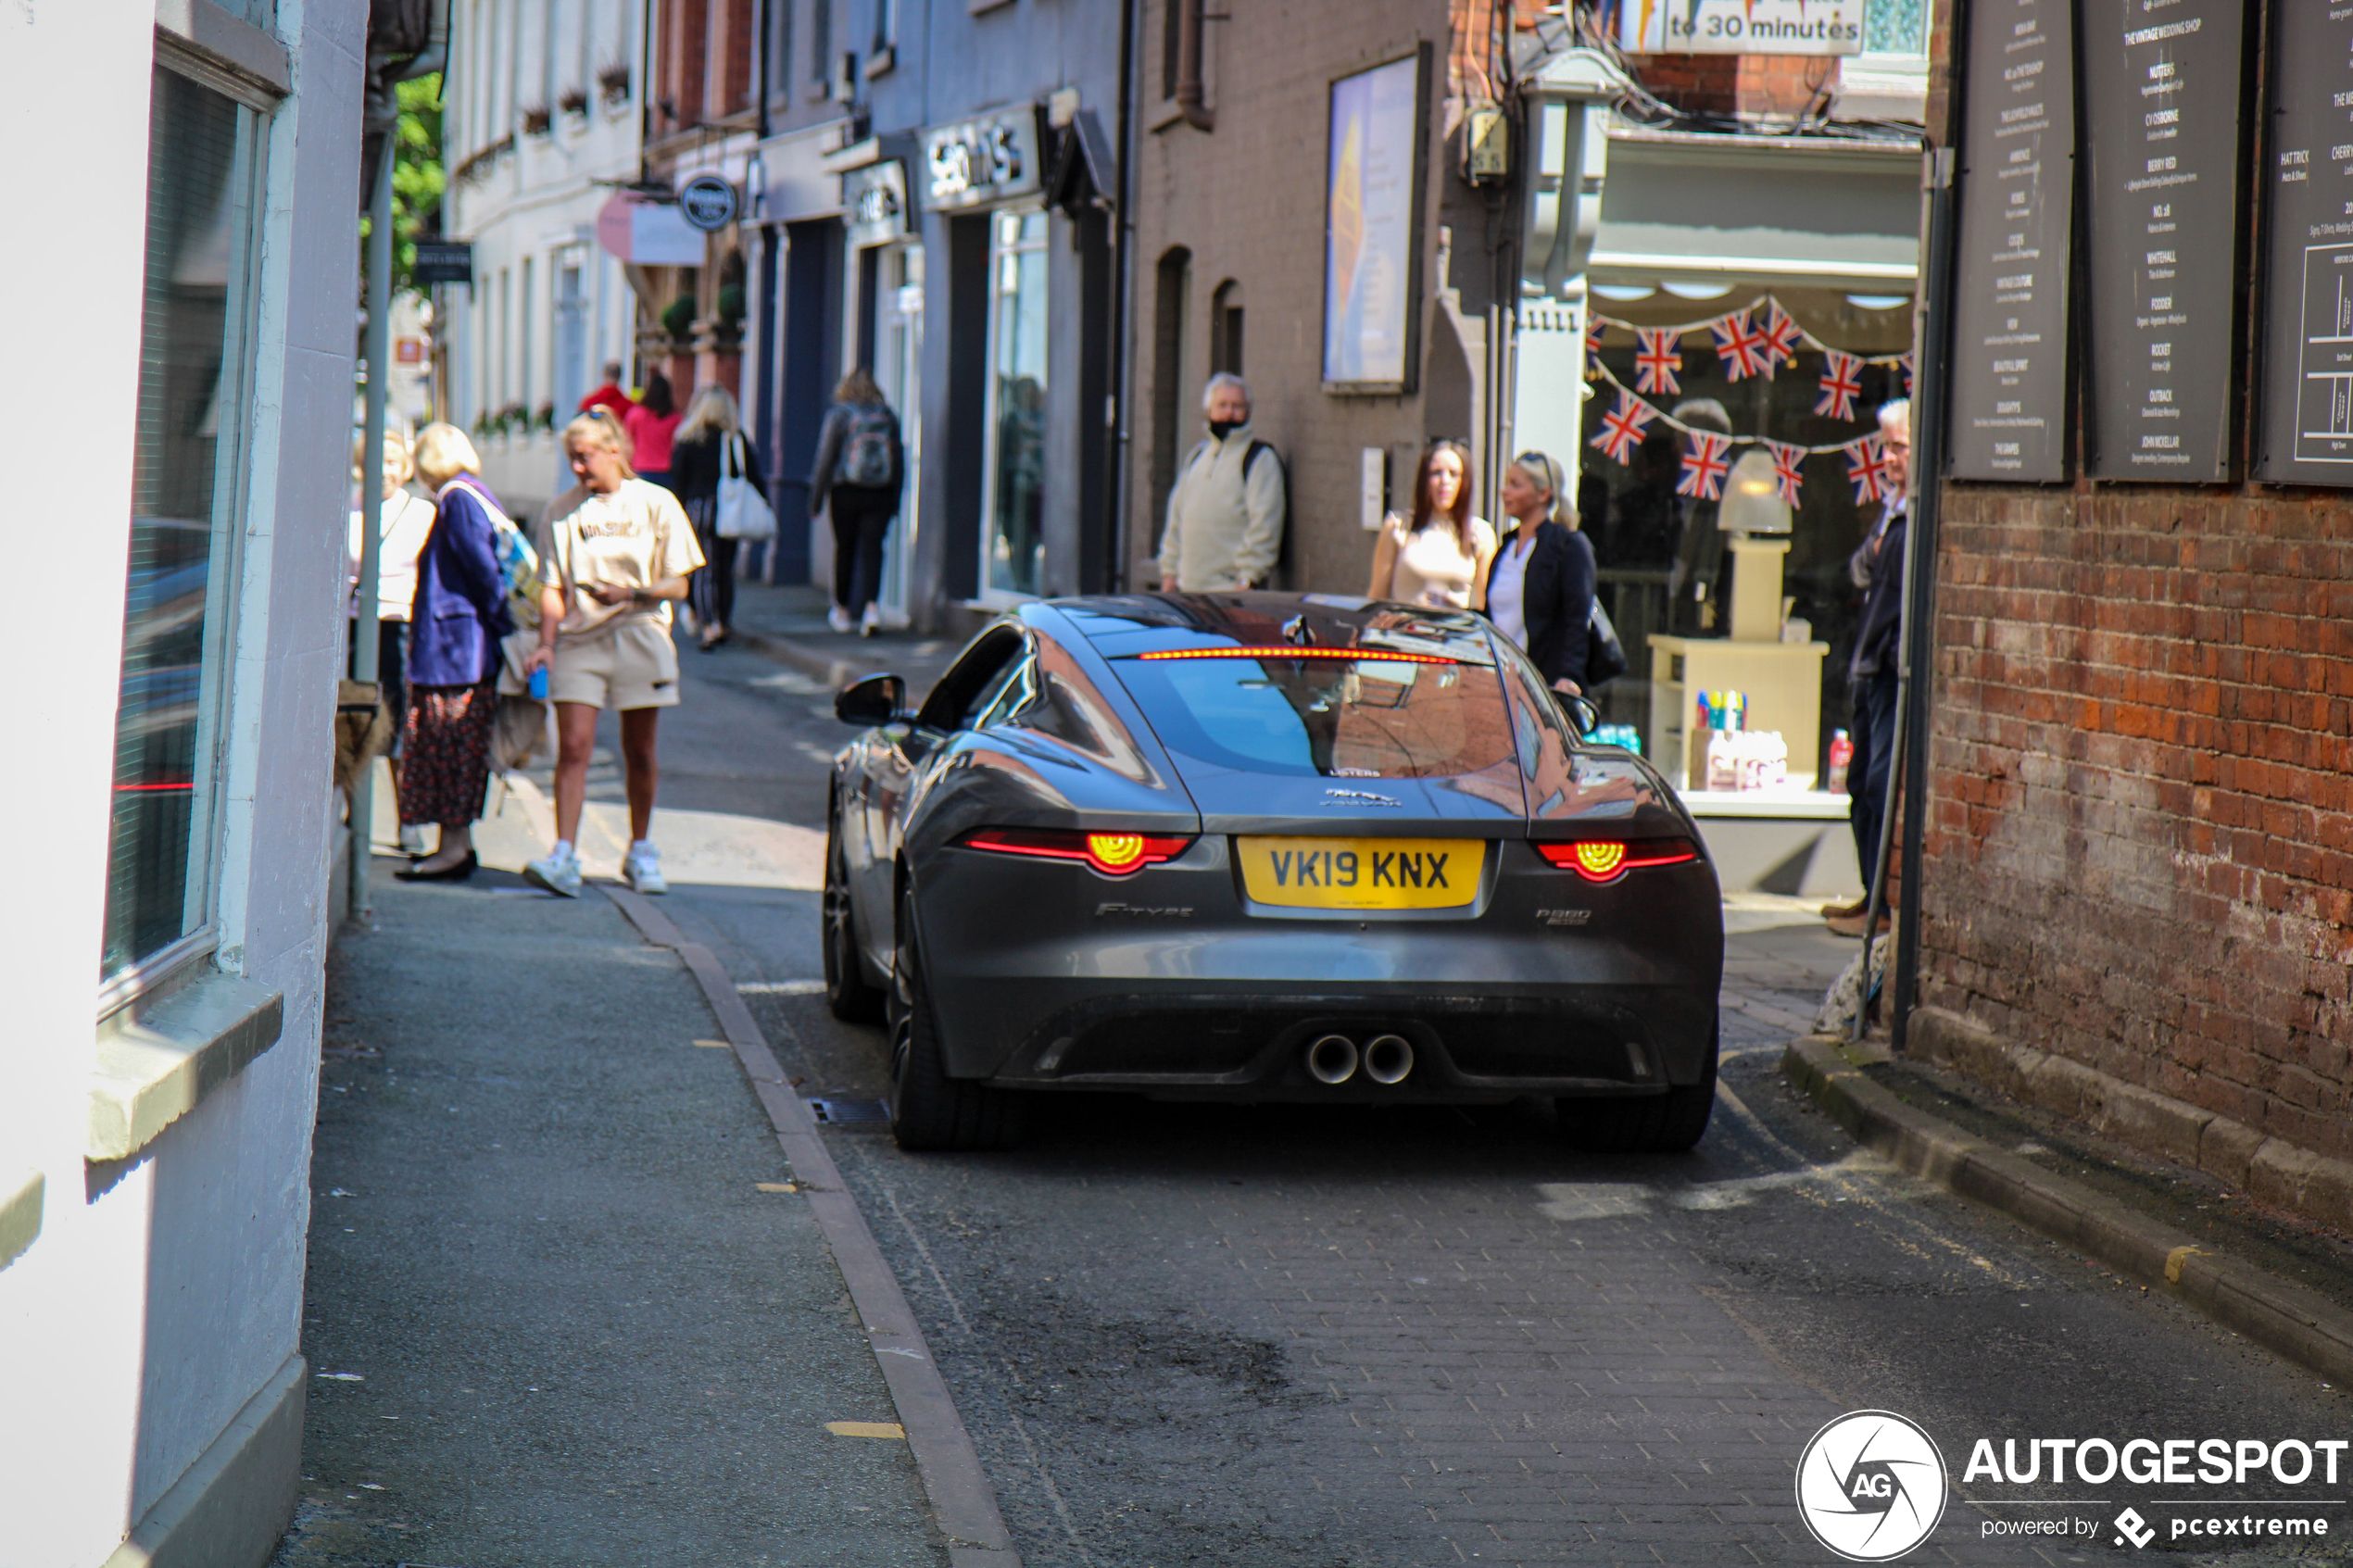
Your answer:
(1795, 1410), (1949, 1561)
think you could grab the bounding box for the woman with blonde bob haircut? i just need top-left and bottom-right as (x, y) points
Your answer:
(519, 408), (705, 897)
(396, 422), (520, 880)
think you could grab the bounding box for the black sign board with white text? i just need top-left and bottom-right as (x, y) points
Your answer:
(2256, 1), (2353, 481)
(1948, 0), (2074, 480)
(2080, 0), (2246, 481)
(410, 241), (474, 285)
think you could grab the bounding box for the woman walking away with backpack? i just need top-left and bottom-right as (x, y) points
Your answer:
(671, 383), (763, 651)
(809, 368), (904, 636)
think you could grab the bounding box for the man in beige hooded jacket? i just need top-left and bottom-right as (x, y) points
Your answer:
(1158, 373), (1287, 592)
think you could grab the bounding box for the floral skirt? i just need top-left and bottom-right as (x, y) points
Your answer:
(399, 681), (497, 826)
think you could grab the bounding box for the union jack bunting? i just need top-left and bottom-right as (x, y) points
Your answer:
(1758, 303), (1804, 377)
(1711, 310), (1772, 382)
(1584, 317), (1607, 380)
(1590, 391), (1656, 465)
(1634, 328), (1682, 395)
(1765, 441), (1806, 507)
(1898, 352), (1916, 396)
(1845, 434), (1892, 505)
(1677, 431), (1733, 500)
(1816, 351), (1864, 420)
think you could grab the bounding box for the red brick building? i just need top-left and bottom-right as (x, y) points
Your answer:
(1912, 2), (2353, 1228)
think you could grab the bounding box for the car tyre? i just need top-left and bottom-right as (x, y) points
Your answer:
(823, 809), (886, 1022)
(1555, 1031), (1718, 1153)
(888, 887), (1025, 1152)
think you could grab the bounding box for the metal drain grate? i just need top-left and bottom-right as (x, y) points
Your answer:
(809, 1098), (891, 1128)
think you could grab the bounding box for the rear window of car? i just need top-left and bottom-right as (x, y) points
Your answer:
(1112, 653), (1518, 780)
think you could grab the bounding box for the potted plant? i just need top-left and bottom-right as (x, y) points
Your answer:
(598, 60), (632, 107)
(558, 87), (589, 121)
(521, 104), (552, 137)
(661, 295), (697, 344)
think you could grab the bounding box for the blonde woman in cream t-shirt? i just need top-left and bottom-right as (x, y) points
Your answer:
(520, 408), (706, 898)
(1366, 440), (1496, 609)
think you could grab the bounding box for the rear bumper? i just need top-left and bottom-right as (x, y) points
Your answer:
(912, 836), (1723, 1098)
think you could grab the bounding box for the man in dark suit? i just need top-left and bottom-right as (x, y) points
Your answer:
(1828, 399), (1910, 936)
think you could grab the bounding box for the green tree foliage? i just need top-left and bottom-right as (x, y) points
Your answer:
(359, 74), (446, 297)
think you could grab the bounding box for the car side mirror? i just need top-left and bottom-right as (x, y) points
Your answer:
(836, 672), (908, 727)
(1559, 693), (1601, 735)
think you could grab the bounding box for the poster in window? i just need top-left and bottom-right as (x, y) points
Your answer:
(1324, 49), (1428, 395)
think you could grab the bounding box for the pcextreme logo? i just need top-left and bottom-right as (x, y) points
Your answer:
(1794, 1411), (1950, 1562)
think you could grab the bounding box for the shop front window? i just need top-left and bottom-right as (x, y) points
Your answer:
(984, 208), (1050, 598)
(1577, 283), (1912, 796)
(106, 65), (260, 984)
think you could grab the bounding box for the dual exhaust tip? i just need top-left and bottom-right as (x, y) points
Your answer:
(1306, 1033), (1415, 1086)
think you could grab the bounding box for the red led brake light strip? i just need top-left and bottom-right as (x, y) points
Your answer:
(960, 827), (1196, 877)
(1534, 839), (1700, 883)
(1133, 646), (1462, 664)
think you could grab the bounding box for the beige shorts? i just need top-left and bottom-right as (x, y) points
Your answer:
(548, 621), (680, 710)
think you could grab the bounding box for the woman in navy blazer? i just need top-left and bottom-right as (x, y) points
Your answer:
(1479, 451), (1596, 694)
(397, 424), (516, 881)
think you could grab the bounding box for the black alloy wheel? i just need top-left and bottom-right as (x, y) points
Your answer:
(888, 885), (1026, 1152)
(823, 807), (885, 1022)
(1555, 1027), (1718, 1154)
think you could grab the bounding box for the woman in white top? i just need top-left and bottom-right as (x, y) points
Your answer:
(520, 410), (706, 898)
(1365, 441), (1497, 609)
(347, 432), (439, 847)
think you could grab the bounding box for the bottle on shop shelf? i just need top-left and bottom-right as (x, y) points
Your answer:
(1827, 728), (1853, 794)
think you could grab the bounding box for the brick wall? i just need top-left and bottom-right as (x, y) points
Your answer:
(1922, 486), (2353, 1162)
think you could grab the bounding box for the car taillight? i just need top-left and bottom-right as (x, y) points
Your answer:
(960, 828), (1196, 876)
(1534, 838), (1699, 883)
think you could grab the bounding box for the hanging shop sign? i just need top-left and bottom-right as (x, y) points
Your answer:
(1617, 0), (1861, 55)
(1946, 0), (2074, 481)
(595, 192), (704, 265)
(844, 159), (910, 247)
(411, 240), (475, 284)
(677, 172), (740, 232)
(1324, 48), (1430, 395)
(2255, 1), (2353, 480)
(923, 109), (1039, 209)
(2080, 0), (2246, 481)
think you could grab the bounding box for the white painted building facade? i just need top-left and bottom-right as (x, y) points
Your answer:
(442, 0), (648, 520)
(0, 1), (364, 1564)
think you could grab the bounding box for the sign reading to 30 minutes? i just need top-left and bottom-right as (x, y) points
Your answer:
(1947, 0), (2074, 481)
(2080, 0), (2246, 481)
(2256, 0), (2353, 480)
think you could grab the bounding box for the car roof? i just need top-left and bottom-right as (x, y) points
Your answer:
(1038, 591), (1498, 664)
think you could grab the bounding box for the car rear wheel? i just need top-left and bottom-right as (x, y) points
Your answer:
(1555, 1032), (1718, 1153)
(888, 887), (1025, 1152)
(823, 809), (885, 1022)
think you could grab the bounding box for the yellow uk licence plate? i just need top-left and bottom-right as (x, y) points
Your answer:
(1236, 837), (1484, 910)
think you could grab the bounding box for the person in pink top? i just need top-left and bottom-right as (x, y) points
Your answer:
(623, 371), (683, 491)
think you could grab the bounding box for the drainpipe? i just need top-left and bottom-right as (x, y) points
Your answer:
(1175, 0), (1213, 131)
(351, 0), (449, 922)
(1106, 0), (1138, 589)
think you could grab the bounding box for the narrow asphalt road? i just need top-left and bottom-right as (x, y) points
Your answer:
(452, 634), (2353, 1566)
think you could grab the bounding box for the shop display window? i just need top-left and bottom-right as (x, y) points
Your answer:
(1577, 284), (1912, 790)
(984, 209), (1050, 598)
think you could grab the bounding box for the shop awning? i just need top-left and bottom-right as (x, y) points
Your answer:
(1590, 127), (1923, 291)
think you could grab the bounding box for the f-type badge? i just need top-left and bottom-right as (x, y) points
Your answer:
(1096, 902), (1193, 918)
(1322, 787), (1401, 806)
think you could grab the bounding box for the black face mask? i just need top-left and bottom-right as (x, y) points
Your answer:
(1209, 418), (1245, 439)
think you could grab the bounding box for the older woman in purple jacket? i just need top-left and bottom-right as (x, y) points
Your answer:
(396, 424), (516, 882)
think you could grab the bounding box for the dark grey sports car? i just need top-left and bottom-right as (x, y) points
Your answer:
(824, 592), (1723, 1152)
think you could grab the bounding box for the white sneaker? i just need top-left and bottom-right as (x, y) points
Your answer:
(859, 602), (883, 637)
(828, 605), (855, 633)
(524, 846), (584, 898)
(623, 843), (668, 895)
(398, 823), (430, 855)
